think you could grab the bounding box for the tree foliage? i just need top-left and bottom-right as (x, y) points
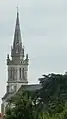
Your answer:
(5, 73), (67, 119)
(6, 91), (38, 119)
(38, 73), (67, 113)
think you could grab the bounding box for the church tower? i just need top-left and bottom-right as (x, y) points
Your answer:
(6, 10), (29, 93)
(1, 10), (29, 113)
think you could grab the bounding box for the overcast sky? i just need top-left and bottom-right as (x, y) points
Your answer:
(0, 0), (67, 110)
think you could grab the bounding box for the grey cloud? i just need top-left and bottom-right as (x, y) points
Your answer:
(0, 0), (67, 111)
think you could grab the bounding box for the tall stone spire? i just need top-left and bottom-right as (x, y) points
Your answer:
(11, 9), (24, 58)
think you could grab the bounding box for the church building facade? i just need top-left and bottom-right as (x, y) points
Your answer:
(1, 10), (41, 113)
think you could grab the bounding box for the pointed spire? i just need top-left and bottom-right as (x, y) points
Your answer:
(16, 6), (20, 27)
(11, 8), (24, 58)
(13, 8), (22, 47)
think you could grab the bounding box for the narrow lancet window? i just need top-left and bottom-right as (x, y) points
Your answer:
(11, 68), (12, 79)
(22, 68), (24, 79)
(19, 68), (21, 79)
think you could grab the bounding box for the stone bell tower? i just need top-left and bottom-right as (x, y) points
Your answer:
(6, 10), (29, 93)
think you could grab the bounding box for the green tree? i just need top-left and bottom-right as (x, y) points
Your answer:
(5, 73), (67, 119)
(5, 91), (38, 119)
(38, 73), (67, 113)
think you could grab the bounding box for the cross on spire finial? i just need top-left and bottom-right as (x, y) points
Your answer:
(16, 5), (19, 13)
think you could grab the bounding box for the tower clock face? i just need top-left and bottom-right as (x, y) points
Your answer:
(11, 85), (16, 92)
(11, 85), (14, 92)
